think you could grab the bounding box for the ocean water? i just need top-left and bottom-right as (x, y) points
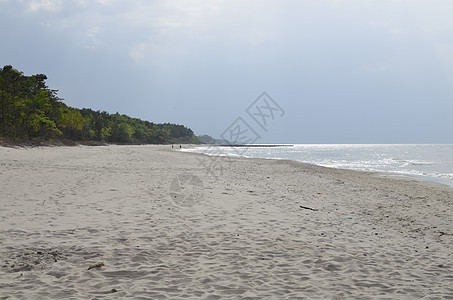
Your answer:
(184, 144), (453, 187)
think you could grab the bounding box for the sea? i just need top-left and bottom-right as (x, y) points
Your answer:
(183, 144), (453, 188)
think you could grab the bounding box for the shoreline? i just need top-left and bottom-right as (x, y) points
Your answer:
(181, 144), (453, 189)
(1, 145), (452, 299)
(182, 146), (453, 193)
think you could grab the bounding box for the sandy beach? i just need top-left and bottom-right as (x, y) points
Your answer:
(0, 144), (452, 299)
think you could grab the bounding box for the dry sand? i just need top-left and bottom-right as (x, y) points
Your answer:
(0, 145), (452, 299)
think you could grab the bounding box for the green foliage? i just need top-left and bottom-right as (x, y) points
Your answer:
(118, 123), (134, 143)
(58, 107), (84, 140)
(0, 65), (200, 144)
(0, 66), (62, 140)
(198, 134), (217, 144)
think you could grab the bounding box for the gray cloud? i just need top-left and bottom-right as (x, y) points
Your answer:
(1, 0), (452, 142)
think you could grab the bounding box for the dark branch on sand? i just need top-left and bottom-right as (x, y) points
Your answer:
(300, 205), (318, 211)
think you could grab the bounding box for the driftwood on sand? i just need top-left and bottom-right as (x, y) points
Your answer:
(88, 262), (105, 270)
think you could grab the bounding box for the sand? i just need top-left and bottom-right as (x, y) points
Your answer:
(0, 144), (452, 299)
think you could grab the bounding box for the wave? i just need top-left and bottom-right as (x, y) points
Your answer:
(182, 144), (453, 187)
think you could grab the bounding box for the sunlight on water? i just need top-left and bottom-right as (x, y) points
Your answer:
(184, 144), (453, 187)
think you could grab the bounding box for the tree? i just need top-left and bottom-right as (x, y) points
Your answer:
(0, 65), (201, 144)
(118, 123), (135, 143)
(58, 107), (84, 140)
(0, 66), (24, 136)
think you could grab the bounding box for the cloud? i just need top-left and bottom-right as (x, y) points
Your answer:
(96, 0), (114, 5)
(129, 43), (147, 63)
(389, 28), (403, 35)
(29, 0), (62, 12)
(364, 64), (393, 74)
(5, 0), (453, 77)
(2, 0), (452, 142)
(73, 0), (87, 6)
(84, 27), (100, 49)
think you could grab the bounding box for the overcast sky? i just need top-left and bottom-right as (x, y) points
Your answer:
(1, 0), (452, 143)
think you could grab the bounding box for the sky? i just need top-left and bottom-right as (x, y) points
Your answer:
(1, 0), (452, 143)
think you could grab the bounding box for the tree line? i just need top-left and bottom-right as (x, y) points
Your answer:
(0, 65), (199, 144)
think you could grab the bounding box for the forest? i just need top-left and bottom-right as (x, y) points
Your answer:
(0, 65), (199, 145)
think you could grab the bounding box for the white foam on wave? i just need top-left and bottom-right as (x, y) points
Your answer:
(184, 144), (453, 187)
